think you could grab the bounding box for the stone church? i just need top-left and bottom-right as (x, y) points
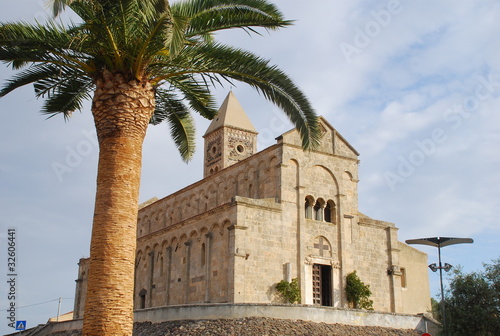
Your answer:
(73, 92), (431, 318)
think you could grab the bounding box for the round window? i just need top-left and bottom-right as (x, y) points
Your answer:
(236, 145), (245, 153)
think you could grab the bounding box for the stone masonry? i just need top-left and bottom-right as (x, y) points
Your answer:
(73, 92), (431, 319)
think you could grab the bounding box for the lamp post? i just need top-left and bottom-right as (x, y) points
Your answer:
(405, 237), (473, 336)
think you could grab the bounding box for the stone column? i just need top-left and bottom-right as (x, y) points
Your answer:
(386, 227), (402, 313)
(296, 184), (306, 304)
(204, 232), (213, 302)
(184, 240), (192, 303)
(148, 250), (154, 307)
(165, 246), (172, 305)
(332, 260), (341, 307)
(228, 224), (248, 302)
(336, 194), (347, 307)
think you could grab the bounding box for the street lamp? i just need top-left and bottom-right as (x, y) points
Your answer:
(405, 237), (473, 336)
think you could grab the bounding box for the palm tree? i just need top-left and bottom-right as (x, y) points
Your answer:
(0, 0), (319, 335)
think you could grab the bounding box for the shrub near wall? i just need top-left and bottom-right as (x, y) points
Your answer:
(345, 271), (373, 310)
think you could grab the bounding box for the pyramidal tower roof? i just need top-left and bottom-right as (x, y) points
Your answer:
(204, 91), (257, 136)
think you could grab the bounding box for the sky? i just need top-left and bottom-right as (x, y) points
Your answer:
(0, 0), (499, 333)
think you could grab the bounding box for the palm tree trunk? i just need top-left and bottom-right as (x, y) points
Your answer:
(83, 70), (154, 336)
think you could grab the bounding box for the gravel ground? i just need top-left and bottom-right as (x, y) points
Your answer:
(47, 317), (422, 336)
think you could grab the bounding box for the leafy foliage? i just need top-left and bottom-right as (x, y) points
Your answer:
(276, 278), (301, 304)
(345, 271), (373, 310)
(0, 0), (320, 161)
(440, 258), (500, 336)
(430, 297), (442, 321)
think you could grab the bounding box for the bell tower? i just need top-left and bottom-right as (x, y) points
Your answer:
(203, 91), (258, 177)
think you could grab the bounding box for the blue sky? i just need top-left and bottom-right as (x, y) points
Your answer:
(1, 0), (499, 332)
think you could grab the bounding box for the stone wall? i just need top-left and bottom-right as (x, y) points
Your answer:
(134, 144), (283, 308)
(73, 117), (431, 318)
(399, 242), (432, 314)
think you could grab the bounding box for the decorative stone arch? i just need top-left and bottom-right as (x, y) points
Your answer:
(137, 217), (144, 237)
(344, 170), (354, 181)
(169, 208), (175, 226)
(199, 226), (209, 237)
(161, 239), (169, 252)
(305, 195), (315, 219)
(142, 215), (150, 236)
(245, 164), (257, 198)
(180, 196), (189, 219)
(178, 200), (186, 222)
(314, 198), (326, 221)
(268, 155), (279, 167)
(155, 210), (164, 230)
(324, 200), (337, 224)
(179, 233), (188, 245)
(256, 159), (267, 198)
(288, 158), (300, 190)
(210, 222), (221, 235)
(163, 206), (170, 227)
(256, 159), (266, 172)
(144, 244), (156, 306)
(144, 245), (152, 259)
(188, 193), (197, 214)
(189, 230), (198, 242)
(308, 165), (340, 193)
(199, 226), (210, 267)
(152, 242), (161, 261)
(236, 170), (246, 196)
(135, 250), (143, 270)
(171, 201), (179, 222)
(149, 212), (156, 233)
(224, 175), (235, 201)
(221, 219), (232, 234)
(138, 288), (147, 309)
(198, 189), (208, 212)
(206, 184), (216, 209)
(268, 155), (280, 192)
(311, 236), (332, 258)
(215, 180), (225, 206)
(170, 237), (180, 253)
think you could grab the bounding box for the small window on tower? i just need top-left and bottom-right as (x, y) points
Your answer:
(236, 145), (245, 153)
(400, 267), (407, 288)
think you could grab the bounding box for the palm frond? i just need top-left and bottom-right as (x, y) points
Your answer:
(2, 0), (318, 150)
(48, 0), (74, 17)
(153, 88), (196, 161)
(0, 63), (63, 97)
(164, 43), (320, 149)
(175, 0), (293, 37)
(40, 76), (92, 119)
(166, 75), (218, 120)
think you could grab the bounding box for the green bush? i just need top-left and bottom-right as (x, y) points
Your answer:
(345, 271), (373, 310)
(276, 278), (301, 304)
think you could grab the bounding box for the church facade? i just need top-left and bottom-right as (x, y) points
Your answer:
(73, 92), (431, 318)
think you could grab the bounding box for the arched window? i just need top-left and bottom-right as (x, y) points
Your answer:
(201, 243), (206, 266)
(139, 288), (147, 309)
(314, 198), (325, 221)
(324, 200), (336, 223)
(305, 196), (314, 219)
